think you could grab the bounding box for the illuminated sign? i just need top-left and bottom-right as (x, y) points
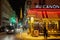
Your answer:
(36, 5), (60, 8)
(27, 8), (60, 19)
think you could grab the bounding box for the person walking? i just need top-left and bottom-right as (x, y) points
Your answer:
(44, 25), (48, 40)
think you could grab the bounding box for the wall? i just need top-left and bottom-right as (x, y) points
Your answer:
(45, 0), (60, 5)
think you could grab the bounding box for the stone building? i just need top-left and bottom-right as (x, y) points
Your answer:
(0, 0), (16, 27)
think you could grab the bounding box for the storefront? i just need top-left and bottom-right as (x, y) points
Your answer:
(42, 18), (60, 33)
(27, 8), (60, 36)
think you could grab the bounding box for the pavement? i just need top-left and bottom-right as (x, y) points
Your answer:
(0, 32), (17, 40)
(0, 32), (6, 35)
(16, 32), (60, 40)
(0, 32), (60, 40)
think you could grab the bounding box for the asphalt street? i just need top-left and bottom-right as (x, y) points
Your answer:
(0, 33), (17, 40)
(0, 32), (60, 40)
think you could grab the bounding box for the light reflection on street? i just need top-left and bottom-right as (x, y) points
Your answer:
(16, 32), (60, 40)
(0, 34), (17, 40)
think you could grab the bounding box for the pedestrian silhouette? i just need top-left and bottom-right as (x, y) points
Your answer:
(43, 25), (48, 40)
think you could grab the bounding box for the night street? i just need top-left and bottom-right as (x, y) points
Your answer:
(0, 33), (17, 40)
(0, 32), (60, 40)
(0, 0), (60, 40)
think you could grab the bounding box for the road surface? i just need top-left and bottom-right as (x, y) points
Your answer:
(0, 32), (60, 40)
(16, 32), (60, 40)
(0, 32), (17, 40)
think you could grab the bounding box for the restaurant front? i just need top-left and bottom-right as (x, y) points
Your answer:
(27, 8), (60, 36)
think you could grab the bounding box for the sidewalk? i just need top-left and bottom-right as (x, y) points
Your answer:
(16, 32), (60, 40)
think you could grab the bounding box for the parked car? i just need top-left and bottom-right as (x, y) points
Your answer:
(5, 25), (15, 34)
(0, 26), (5, 32)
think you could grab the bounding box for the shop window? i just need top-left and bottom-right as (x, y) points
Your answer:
(48, 21), (57, 32)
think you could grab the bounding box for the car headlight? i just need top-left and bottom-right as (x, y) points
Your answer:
(6, 30), (9, 32)
(11, 30), (14, 32)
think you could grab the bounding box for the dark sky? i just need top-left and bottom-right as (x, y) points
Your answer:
(8, 0), (26, 19)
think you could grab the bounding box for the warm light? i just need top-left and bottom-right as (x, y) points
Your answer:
(52, 30), (54, 32)
(31, 17), (34, 23)
(20, 8), (23, 19)
(54, 31), (56, 32)
(48, 31), (50, 32)
(27, 8), (60, 19)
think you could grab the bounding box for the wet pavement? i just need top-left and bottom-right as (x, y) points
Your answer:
(16, 32), (60, 40)
(0, 32), (60, 40)
(0, 33), (17, 40)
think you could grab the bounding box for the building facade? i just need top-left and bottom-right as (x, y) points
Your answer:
(1, 0), (16, 27)
(25, 0), (60, 33)
(26, 0), (60, 8)
(0, 0), (1, 27)
(45, 0), (60, 5)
